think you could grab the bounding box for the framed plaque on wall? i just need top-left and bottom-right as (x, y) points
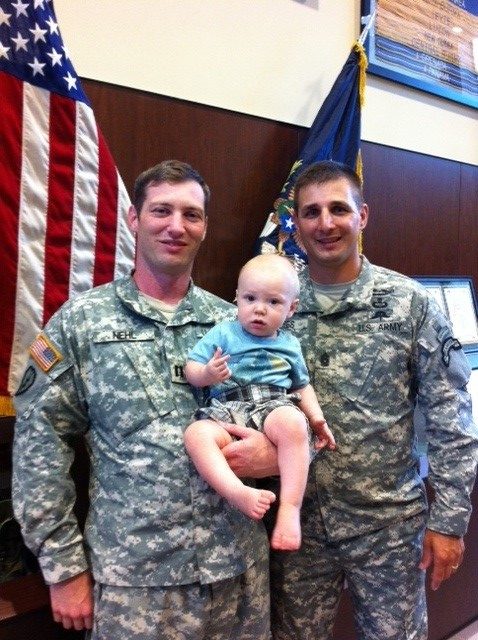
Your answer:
(361, 0), (478, 109)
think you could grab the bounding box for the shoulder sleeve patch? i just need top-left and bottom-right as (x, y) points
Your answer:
(441, 335), (462, 367)
(29, 333), (63, 372)
(15, 365), (36, 395)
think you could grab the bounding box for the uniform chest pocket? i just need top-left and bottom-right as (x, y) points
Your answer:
(315, 332), (387, 405)
(319, 330), (411, 407)
(89, 329), (174, 442)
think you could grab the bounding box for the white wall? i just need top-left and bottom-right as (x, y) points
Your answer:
(54, 0), (478, 166)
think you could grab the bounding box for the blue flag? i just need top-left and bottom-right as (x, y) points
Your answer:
(257, 42), (367, 264)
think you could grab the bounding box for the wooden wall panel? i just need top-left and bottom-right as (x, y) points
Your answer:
(459, 164), (478, 292)
(361, 143), (462, 279)
(83, 80), (301, 302)
(83, 80), (478, 300)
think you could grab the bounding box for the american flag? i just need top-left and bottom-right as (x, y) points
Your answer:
(0, 0), (135, 415)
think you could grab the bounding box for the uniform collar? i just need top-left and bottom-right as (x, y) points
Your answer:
(297, 256), (375, 316)
(115, 275), (218, 325)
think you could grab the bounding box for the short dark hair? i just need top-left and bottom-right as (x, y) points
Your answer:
(293, 160), (364, 211)
(132, 160), (211, 213)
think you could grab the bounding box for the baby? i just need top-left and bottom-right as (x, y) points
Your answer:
(184, 254), (335, 550)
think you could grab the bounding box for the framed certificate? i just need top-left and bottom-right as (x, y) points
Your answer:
(413, 276), (478, 471)
(361, 0), (478, 109)
(414, 276), (478, 346)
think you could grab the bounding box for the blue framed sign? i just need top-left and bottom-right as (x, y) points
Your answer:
(361, 0), (478, 109)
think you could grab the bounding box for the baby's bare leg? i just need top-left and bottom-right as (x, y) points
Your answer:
(184, 420), (276, 520)
(263, 407), (310, 550)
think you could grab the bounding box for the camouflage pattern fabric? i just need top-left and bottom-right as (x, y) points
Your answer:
(12, 276), (269, 595)
(88, 544), (270, 640)
(265, 257), (478, 639)
(286, 257), (478, 539)
(269, 506), (427, 640)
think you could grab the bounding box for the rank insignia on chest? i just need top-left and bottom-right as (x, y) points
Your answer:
(320, 352), (330, 367)
(171, 362), (187, 384)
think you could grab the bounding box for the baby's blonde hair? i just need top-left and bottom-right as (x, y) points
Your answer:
(238, 254), (300, 298)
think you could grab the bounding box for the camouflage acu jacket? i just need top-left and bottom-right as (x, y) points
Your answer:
(287, 257), (478, 541)
(12, 276), (267, 586)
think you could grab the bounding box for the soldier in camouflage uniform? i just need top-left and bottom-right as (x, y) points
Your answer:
(12, 160), (270, 639)
(225, 160), (478, 640)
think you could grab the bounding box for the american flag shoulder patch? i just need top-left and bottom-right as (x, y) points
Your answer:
(29, 334), (63, 373)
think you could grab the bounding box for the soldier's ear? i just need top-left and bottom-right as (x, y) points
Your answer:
(128, 205), (139, 234)
(359, 203), (369, 231)
(201, 217), (208, 241)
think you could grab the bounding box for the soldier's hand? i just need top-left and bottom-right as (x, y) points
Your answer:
(223, 423), (279, 478)
(419, 529), (464, 590)
(50, 570), (94, 630)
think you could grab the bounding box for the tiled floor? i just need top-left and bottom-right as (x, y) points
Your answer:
(448, 619), (478, 640)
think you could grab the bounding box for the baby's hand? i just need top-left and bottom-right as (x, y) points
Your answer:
(310, 417), (336, 451)
(205, 347), (231, 384)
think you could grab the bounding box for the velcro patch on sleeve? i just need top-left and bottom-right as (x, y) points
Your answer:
(29, 334), (63, 372)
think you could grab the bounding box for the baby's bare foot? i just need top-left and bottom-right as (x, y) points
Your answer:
(271, 503), (301, 551)
(229, 487), (276, 520)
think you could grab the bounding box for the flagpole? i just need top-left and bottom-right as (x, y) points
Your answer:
(256, 36), (367, 262)
(359, 7), (377, 47)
